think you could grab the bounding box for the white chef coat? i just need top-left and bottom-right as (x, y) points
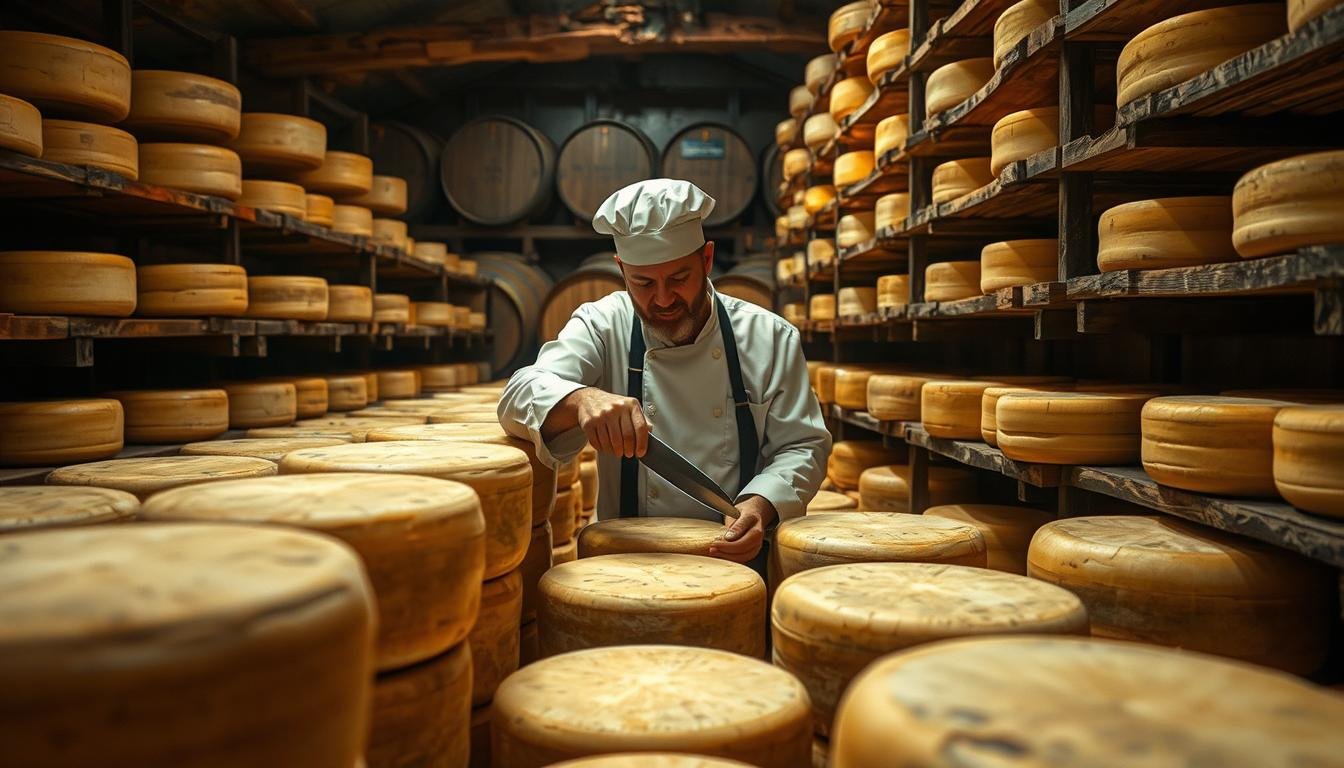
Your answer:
(498, 286), (831, 522)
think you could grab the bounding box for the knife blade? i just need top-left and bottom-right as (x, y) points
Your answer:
(639, 433), (741, 520)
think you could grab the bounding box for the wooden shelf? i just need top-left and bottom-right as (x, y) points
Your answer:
(906, 423), (1063, 486)
(907, 148), (1059, 232)
(904, 124), (992, 158)
(1062, 116), (1341, 173)
(909, 18), (995, 74)
(838, 238), (904, 269)
(840, 67), (910, 138)
(921, 15), (1062, 132)
(838, 161), (908, 210)
(940, 0), (1023, 38)
(1067, 0), (1295, 41)
(829, 404), (912, 440)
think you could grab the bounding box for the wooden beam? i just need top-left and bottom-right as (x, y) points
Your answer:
(258, 0), (319, 29)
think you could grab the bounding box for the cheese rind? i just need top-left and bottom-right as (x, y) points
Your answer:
(809, 293), (836, 322)
(788, 85), (812, 119)
(0, 31), (131, 122)
(997, 391), (1156, 464)
(246, 275), (328, 320)
(875, 274), (909, 309)
(229, 112), (326, 173)
(341, 174), (408, 216)
(322, 375), (368, 412)
(802, 113), (837, 151)
(305, 193), (335, 226)
(804, 185), (837, 215)
(925, 503), (1055, 573)
(138, 143), (242, 199)
(829, 1), (872, 52)
(520, 521), (554, 623)
(222, 381), (298, 428)
(874, 193), (909, 230)
(989, 108), (1057, 177)
(239, 179), (307, 218)
(332, 204), (375, 236)
(834, 150), (874, 187)
(865, 373), (933, 421)
(47, 455), (277, 500)
(469, 570), (523, 706)
(993, 0), (1056, 67)
(1141, 395), (1292, 496)
(0, 485), (139, 532)
(857, 465), (976, 512)
(805, 54), (834, 94)
(326, 284), (374, 322)
(0, 251), (136, 317)
(106, 388), (229, 443)
(578, 517), (725, 558)
(42, 119), (137, 177)
(980, 238), (1057, 291)
(807, 489), (859, 513)
(836, 212), (875, 249)
(774, 512), (986, 580)
(924, 261), (982, 302)
(980, 383), (1075, 445)
(776, 117), (799, 148)
(827, 440), (906, 491)
(829, 76), (874, 123)
(551, 485), (578, 545)
(372, 218), (409, 251)
(368, 643), (472, 768)
(1273, 405), (1344, 518)
(122, 70), (241, 143)
(923, 380), (998, 438)
(873, 114), (909, 159)
(135, 263), (248, 316)
(374, 293), (412, 324)
(867, 29), (911, 83)
(0, 398), (124, 466)
(926, 58), (994, 115)
(1232, 150), (1344, 259)
(931, 158), (993, 203)
(1098, 196), (1237, 271)
(0, 94), (42, 157)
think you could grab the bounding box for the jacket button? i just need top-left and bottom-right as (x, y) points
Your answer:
(713, 407), (723, 418)
(712, 348), (722, 359)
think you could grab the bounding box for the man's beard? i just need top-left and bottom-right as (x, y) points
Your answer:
(634, 281), (710, 345)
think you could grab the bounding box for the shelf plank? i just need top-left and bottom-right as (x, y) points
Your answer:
(909, 19), (996, 74)
(907, 423), (1062, 486)
(908, 148), (1059, 232)
(940, 0), (1022, 38)
(1062, 116), (1342, 173)
(1068, 248), (1344, 300)
(1064, 0), (1263, 40)
(841, 67), (910, 135)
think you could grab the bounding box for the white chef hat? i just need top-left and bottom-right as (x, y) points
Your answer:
(592, 178), (717, 265)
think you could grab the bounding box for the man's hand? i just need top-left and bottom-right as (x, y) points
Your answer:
(708, 495), (778, 564)
(562, 387), (650, 458)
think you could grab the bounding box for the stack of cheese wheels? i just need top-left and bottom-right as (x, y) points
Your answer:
(788, 85), (812, 119)
(469, 569), (523, 708)
(773, 562), (1087, 735)
(873, 114), (909, 159)
(372, 218), (409, 251)
(804, 184), (837, 214)
(874, 192), (909, 231)
(814, 364), (838, 405)
(0, 251), (137, 317)
(1273, 405), (1344, 517)
(774, 513), (986, 581)
(980, 238), (1057, 291)
(857, 465), (976, 512)
(827, 440), (905, 491)
(46, 455), (277, 500)
(989, 107), (1057, 176)
(222, 380), (297, 428)
(578, 517), (726, 557)
(925, 503), (1055, 573)
(228, 112), (326, 174)
(135, 263), (248, 316)
(993, 0), (1056, 66)
(866, 29), (910, 83)
(926, 58), (994, 115)
(239, 179), (307, 217)
(0, 399), (124, 467)
(836, 212), (875, 248)
(875, 274), (910, 310)
(123, 69), (240, 144)
(834, 150), (874, 187)
(807, 238), (836, 269)
(981, 382), (1075, 445)
(931, 158), (994, 203)
(137, 143), (242, 198)
(493, 645), (812, 767)
(106, 388), (228, 443)
(809, 293), (836, 322)
(1117, 5), (1284, 108)
(0, 523), (377, 767)
(830, 635), (1344, 768)
(342, 174), (408, 216)
(305, 193), (335, 225)
(332, 204), (375, 236)
(181, 436), (348, 462)
(0, 93), (42, 157)
(837, 287), (877, 319)
(803, 113), (838, 150)
(782, 147), (811, 180)
(829, 0), (872, 52)
(374, 293), (411, 323)
(1028, 515), (1333, 673)
(0, 31), (131, 123)
(865, 372), (936, 422)
(997, 390), (1159, 463)
(924, 261), (981, 301)
(377, 370), (420, 399)
(326, 284), (374, 322)
(775, 117), (799, 148)
(808, 489), (859, 513)
(830, 76), (873, 124)
(539, 553), (766, 657)
(0, 485), (139, 532)
(1232, 150), (1344, 258)
(1097, 196), (1237, 271)
(1140, 395), (1296, 495)
(246, 275), (328, 320)
(41, 119), (138, 177)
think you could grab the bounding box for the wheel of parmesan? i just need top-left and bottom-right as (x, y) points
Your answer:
(246, 275), (328, 320)
(372, 218), (409, 251)
(864, 373), (932, 421)
(577, 517), (725, 558)
(135, 263), (248, 317)
(1028, 515), (1333, 674)
(0, 251), (136, 317)
(520, 521), (554, 623)
(137, 143), (242, 199)
(926, 58), (994, 115)
(815, 365), (838, 404)
(873, 193), (909, 231)
(774, 512), (986, 580)
(924, 261), (981, 301)
(374, 293), (411, 323)
(0, 485), (138, 532)
(331, 204), (375, 236)
(341, 174), (408, 215)
(304, 193), (335, 226)
(122, 70), (241, 143)
(414, 242), (455, 267)
(827, 440), (905, 491)
(1098, 196), (1237, 271)
(0, 94), (43, 157)
(830, 76), (874, 123)
(989, 108), (1057, 176)
(368, 643), (471, 768)
(469, 570), (522, 706)
(857, 465), (977, 511)
(980, 382), (1074, 445)
(180, 437), (347, 462)
(782, 147), (811, 181)
(1231, 151), (1344, 259)
(931, 158), (993, 203)
(1116, 5), (1285, 108)
(0, 31), (131, 122)
(924, 503), (1054, 573)
(805, 53), (835, 94)
(829, 1), (872, 52)
(994, 0), (1056, 67)
(776, 117), (799, 148)
(553, 538), (579, 565)
(834, 150), (874, 187)
(229, 112), (326, 173)
(809, 293), (836, 322)
(807, 490), (858, 513)
(47, 455), (276, 500)
(804, 184), (837, 215)
(997, 391), (1157, 464)
(802, 113), (837, 151)
(980, 239), (1056, 291)
(867, 29), (911, 83)
(321, 375), (367, 412)
(837, 212), (875, 248)
(411, 301), (452, 327)
(873, 114), (909, 159)
(830, 635), (1344, 768)
(222, 381), (297, 428)
(41, 119), (138, 178)
(325, 284), (373, 322)
(874, 275), (910, 310)
(1141, 395), (1294, 496)
(1289, 0), (1343, 30)
(837, 287), (877, 319)
(1273, 405), (1344, 518)
(414, 364), (460, 392)
(550, 485), (579, 545)
(580, 461), (598, 508)
(239, 179), (307, 218)
(788, 85), (813, 119)
(833, 366), (882, 409)
(106, 388), (228, 443)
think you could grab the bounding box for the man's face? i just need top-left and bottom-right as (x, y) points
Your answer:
(618, 243), (714, 345)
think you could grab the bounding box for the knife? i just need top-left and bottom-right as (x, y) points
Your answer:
(639, 433), (741, 520)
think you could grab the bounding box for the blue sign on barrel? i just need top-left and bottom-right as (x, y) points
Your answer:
(680, 138), (726, 159)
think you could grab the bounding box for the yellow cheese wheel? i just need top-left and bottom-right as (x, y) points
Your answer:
(997, 391), (1157, 464)
(837, 212), (876, 248)
(550, 756), (753, 768)
(788, 85), (813, 119)
(324, 284), (373, 322)
(980, 382), (1075, 445)
(372, 218), (409, 251)
(832, 366), (879, 410)
(1117, 5), (1285, 108)
(414, 364), (460, 392)
(809, 293), (836, 321)
(254, 377), (326, 419)
(775, 215), (790, 241)
(41, 119), (138, 178)
(865, 373), (935, 421)
(553, 538), (579, 565)
(925, 503), (1055, 573)
(867, 29), (911, 83)
(804, 184), (837, 215)
(304, 193), (335, 226)
(0, 398), (123, 467)
(0, 31), (131, 122)
(1028, 515), (1333, 673)
(989, 107), (1057, 176)
(179, 436), (347, 462)
(829, 1), (872, 52)
(775, 513), (986, 580)
(229, 112), (326, 173)
(411, 301), (452, 327)
(0, 250), (136, 317)
(47, 455), (277, 500)
(342, 174), (408, 216)
(1273, 405), (1344, 518)
(458, 259), (478, 277)
(580, 460), (598, 509)
(831, 635), (1344, 768)
(322, 375), (368, 412)
(0, 485), (139, 532)
(786, 205), (809, 233)
(1232, 150), (1344, 258)
(577, 517), (726, 558)
(873, 114), (909, 158)
(374, 292), (411, 323)
(816, 365), (838, 404)
(931, 157), (993, 203)
(827, 440), (906, 491)
(0, 523), (375, 768)
(980, 238), (1057, 291)
(837, 287), (877, 318)
(1289, 0), (1343, 30)
(368, 643), (472, 768)
(805, 53), (835, 94)
(807, 489), (859, 513)
(782, 302), (806, 326)
(520, 522), (554, 624)
(246, 275), (328, 320)
(550, 485), (578, 545)
(802, 113), (837, 150)
(873, 193), (909, 231)
(122, 70), (241, 143)
(1140, 395), (1294, 496)
(807, 238), (836, 267)
(924, 260), (982, 301)
(414, 242), (457, 268)
(834, 150), (874, 187)
(875, 274), (909, 309)
(830, 76), (874, 123)
(470, 570), (523, 706)
(137, 142), (242, 198)
(994, 0), (1056, 67)
(927, 58), (995, 115)
(778, 255), (804, 283)
(106, 388), (228, 443)
(222, 381), (297, 428)
(0, 93), (42, 157)
(857, 465), (977, 511)
(135, 262), (248, 317)
(332, 203), (375, 236)
(239, 179), (307, 218)
(775, 117), (799, 148)
(1098, 196), (1237, 271)
(280, 440), (532, 579)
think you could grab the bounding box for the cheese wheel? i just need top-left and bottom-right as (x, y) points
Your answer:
(804, 184), (837, 215)
(305, 193), (335, 226)
(106, 388), (228, 443)
(179, 436), (347, 461)
(782, 302), (806, 326)
(320, 375), (367, 412)
(1289, 0), (1343, 30)
(827, 440), (905, 491)
(519, 522), (554, 623)
(927, 59), (995, 115)
(837, 287), (876, 318)
(331, 203), (375, 236)
(41, 119), (137, 178)
(775, 117), (799, 148)
(0, 93), (42, 157)
(980, 239), (1056, 291)
(997, 391), (1156, 464)
(467, 311), (486, 330)
(857, 465), (977, 511)
(0, 523), (375, 768)
(268, 378), (327, 419)
(412, 301), (453, 327)
(829, 1), (872, 52)
(47, 455), (276, 500)
(786, 203), (809, 231)
(805, 53), (835, 94)
(802, 113), (837, 150)
(342, 174), (408, 215)
(810, 293), (836, 321)
(0, 399), (123, 467)
(137, 142), (242, 198)
(864, 373), (934, 421)
(0, 31), (131, 122)
(1141, 395), (1293, 496)
(807, 489), (859, 513)
(551, 757), (753, 768)
(832, 366), (878, 410)
(873, 193), (909, 231)
(980, 382), (1074, 445)
(246, 275), (328, 320)
(994, 0), (1056, 67)
(789, 85), (813, 119)
(831, 635), (1344, 768)
(924, 503), (1054, 573)
(325, 284), (373, 322)
(873, 114), (909, 158)
(0, 251), (136, 317)
(807, 238), (836, 267)
(989, 107), (1057, 176)
(0, 485), (138, 533)
(551, 485), (578, 545)
(830, 76), (874, 123)
(135, 262), (248, 316)
(122, 70), (241, 143)
(229, 112), (326, 173)
(1232, 150), (1344, 258)
(775, 215), (789, 241)
(580, 460), (598, 508)
(368, 643), (472, 768)
(372, 218), (409, 251)
(1117, 5), (1285, 107)
(280, 440), (531, 579)
(577, 517), (725, 557)
(222, 381), (297, 428)
(931, 157), (993, 203)
(374, 293), (411, 323)
(834, 150), (874, 187)
(1028, 515), (1333, 673)
(924, 260), (982, 301)
(553, 539), (578, 565)
(414, 242), (456, 267)
(458, 259), (478, 277)
(775, 513), (986, 580)
(774, 562), (1087, 734)
(239, 179), (307, 218)
(867, 29), (911, 83)
(836, 212), (875, 248)
(470, 570), (523, 706)
(1098, 196), (1237, 271)
(1273, 405), (1344, 518)
(875, 274), (910, 309)
(816, 365), (838, 404)
(415, 364), (460, 392)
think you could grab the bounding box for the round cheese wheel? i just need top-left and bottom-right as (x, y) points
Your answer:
(807, 489), (858, 513)
(0, 31), (131, 122)
(833, 366), (881, 410)
(782, 148), (811, 183)
(331, 203), (374, 236)
(927, 58), (995, 115)
(239, 179), (307, 218)
(989, 107), (1057, 176)
(579, 460), (598, 508)
(807, 239), (836, 269)
(325, 284), (373, 322)
(122, 70), (241, 143)
(1117, 5), (1285, 108)
(997, 391), (1156, 463)
(0, 485), (138, 532)
(837, 287), (877, 319)
(830, 76), (874, 123)
(867, 29), (911, 83)
(1232, 150), (1344, 259)
(342, 174), (408, 215)
(135, 262), (248, 317)
(368, 643), (472, 768)
(323, 375), (368, 412)
(831, 635), (1344, 768)
(829, 1), (872, 52)
(550, 756), (753, 768)
(550, 485), (578, 545)
(815, 365), (838, 404)
(786, 206), (809, 234)
(837, 212), (876, 248)
(994, 0), (1056, 67)
(809, 293), (836, 321)
(304, 193), (335, 226)
(0, 398), (123, 466)
(47, 454), (276, 500)
(229, 112), (326, 173)
(414, 364), (460, 392)
(775, 215), (790, 241)
(374, 293), (411, 323)
(774, 513), (986, 580)
(924, 260), (982, 302)
(458, 259), (478, 277)
(106, 388), (228, 443)
(857, 465), (977, 511)
(470, 570), (523, 706)
(775, 117), (799, 148)
(246, 275), (328, 320)
(827, 440), (906, 491)
(875, 274), (910, 309)
(180, 436), (348, 461)
(981, 238), (1056, 291)
(520, 521), (554, 623)
(553, 538), (578, 565)
(782, 302), (806, 326)
(873, 114), (909, 159)
(372, 218), (409, 251)
(1098, 196), (1236, 271)
(789, 85), (813, 119)
(414, 242), (456, 267)
(805, 53), (835, 95)
(865, 373), (935, 421)
(41, 119), (137, 178)
(777, 254), (804, 283)
(0, 94), (43, 157)
(1289, 0), (1343, 30)
(804, 184), (837, 215)
(222, 381), (297, 428)
(577, 517), (725, 558)
(834, 150), (874, 187)
(1273, 405), (1344, 518)
(873, 193), (908, 232)
(931, 157), (993, 203)
(774, 562), (1086, 734)
(412, 301), (452, 327)
(280, 440), (531, 579)
(926, 504), (1053, 574)
(980, 382), (1074, 445)
(1140, 395), (1292, 496)
(0, 251), (136, 317)
(1028, 515), (1333, 673)
(802, 113), (837, 151)
(137, 143), (241, 198)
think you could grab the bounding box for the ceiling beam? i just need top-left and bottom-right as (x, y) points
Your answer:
(257, 0), (319, 29)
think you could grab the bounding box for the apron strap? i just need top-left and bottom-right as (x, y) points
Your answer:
(618, 310), (646, 518)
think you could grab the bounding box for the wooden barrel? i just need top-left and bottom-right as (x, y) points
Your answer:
(473, 252), (555, 375)
(440, 117), (556, 226)
(369, 121), (441, 222)
(761, 144), (785, 217)
(540, 252), (625, 342)
(716, 257), (776, 310)
(556, 120), (658, 222)
(661, 123), (757, 227)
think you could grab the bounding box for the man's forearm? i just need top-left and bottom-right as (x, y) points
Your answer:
(540, 387), (586, 442)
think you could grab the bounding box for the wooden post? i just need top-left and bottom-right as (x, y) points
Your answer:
(908, 444), (930, 514)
